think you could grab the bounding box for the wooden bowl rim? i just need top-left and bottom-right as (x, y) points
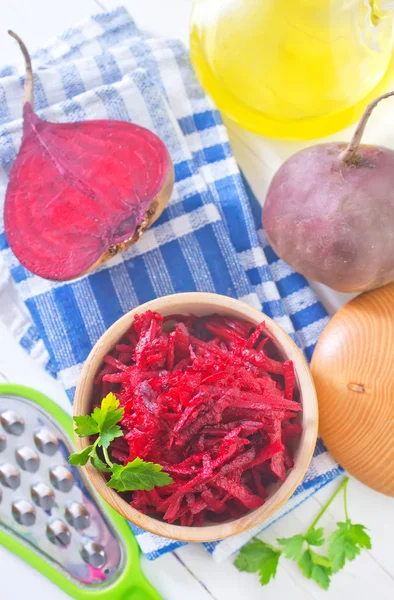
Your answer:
(74, 292), (318, 542)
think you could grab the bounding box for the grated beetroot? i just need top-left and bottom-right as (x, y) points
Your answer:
(94, 311), (302, 526)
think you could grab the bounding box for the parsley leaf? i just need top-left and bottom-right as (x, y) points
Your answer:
(70, 393), (172, 493)
(73, 415), (100, 437)
(101, 391), (119, 411)
(92, 392), (124, 430)
(98, 425), (123, 449)
(298, 549), (332, 590)
(235, 539), (276, 573)
(306, 527), (325, 547)
(258, 550), (281, 586)
(91, 456), (112, 473)
(69, 444), (94, 466)
(277, 534), (305, 560)
(328, 521), (372, 573)
(234, 539), (281, 585)
(107, 458), (173, 492)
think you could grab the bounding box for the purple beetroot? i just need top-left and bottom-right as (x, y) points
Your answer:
(263, 91), (394, 293)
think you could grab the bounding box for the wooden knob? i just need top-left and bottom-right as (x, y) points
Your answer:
(311, 283), (394, 496)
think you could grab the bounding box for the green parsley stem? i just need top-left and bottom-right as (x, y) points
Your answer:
(307, 476), (349, 534)
(103, 446), (113, 468)
(343, 477), (349, 521)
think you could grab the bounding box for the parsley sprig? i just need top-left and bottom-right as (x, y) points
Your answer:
(69, 393), (173, 492)
(235, 477), (371, 590)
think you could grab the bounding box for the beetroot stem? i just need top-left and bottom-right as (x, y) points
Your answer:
(339, 91), (394, 165)
(8, 30), (34, 108)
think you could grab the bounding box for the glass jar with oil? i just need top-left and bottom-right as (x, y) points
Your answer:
(190, 0), (394, 139)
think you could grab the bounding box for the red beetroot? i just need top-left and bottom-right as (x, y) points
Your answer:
(4, 32), (174, 281)
(94, 311), (303, 526)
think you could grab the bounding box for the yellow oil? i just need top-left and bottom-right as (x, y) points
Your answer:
(190, 0), (394, 139)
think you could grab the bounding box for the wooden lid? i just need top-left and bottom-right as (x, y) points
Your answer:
(311, 283), (394, 496)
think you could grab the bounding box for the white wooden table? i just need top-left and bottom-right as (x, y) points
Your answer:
(0, 2), (393, 599)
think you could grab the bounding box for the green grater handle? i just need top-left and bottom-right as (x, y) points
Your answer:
(119, 580), (163, 600)
(0, 384), (164, 600)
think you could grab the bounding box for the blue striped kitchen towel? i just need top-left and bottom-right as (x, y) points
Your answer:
(0, 7), (342, 561)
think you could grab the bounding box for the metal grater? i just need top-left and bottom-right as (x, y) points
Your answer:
(0, 383), (162, 600)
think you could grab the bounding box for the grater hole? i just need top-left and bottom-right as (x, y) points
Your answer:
(49, 465), (74, 493)
(34, 428), (58, 456)
(81, 541), (107, 568)
(0, 463), (21, 490)
(31, 482), (56, 510)
(0, 410), (24, 436)
(65, 502), (90, 531)
(12, 500), (36, 526)
(0, 435), (6, 452)
(15, 447), (40, 473)
(46, 519), (71, 548)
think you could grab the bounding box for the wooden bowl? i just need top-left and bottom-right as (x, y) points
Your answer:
(74, 292), (318, 542)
